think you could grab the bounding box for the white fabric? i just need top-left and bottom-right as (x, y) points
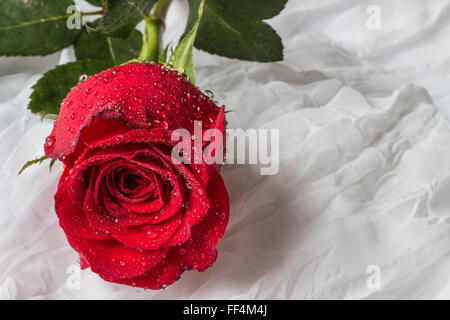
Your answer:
(0, 0), (449, 299)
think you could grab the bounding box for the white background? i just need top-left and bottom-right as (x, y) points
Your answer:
(0, 0), (449, 299)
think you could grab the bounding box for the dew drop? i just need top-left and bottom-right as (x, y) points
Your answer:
(45, 136), (56, 147)
(153, 81), (163, 89)
(146, 230), (158, 239)
(111, 70), (121, 78)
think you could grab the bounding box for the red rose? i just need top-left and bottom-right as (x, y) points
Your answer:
(45, 63), (230, 289)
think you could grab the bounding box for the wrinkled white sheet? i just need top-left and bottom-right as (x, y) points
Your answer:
(0, 0), (449, 299)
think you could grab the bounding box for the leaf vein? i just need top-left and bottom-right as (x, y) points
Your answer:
(0, 13), (71, 31)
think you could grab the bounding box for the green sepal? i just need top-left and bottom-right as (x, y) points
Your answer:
(169, 0), (205, 84)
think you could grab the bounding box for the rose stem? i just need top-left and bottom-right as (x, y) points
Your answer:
(139, 0), (174, 62)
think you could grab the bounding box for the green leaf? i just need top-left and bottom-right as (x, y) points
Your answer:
(186, 0), (286, 62)
(88, 0), (156, 38)
(169, 0), (204, 84)
(0, 0), (81, 56)
(18, 155), (49, 175)
(75, 26), (142, 65)
(29, 60), (112, 117)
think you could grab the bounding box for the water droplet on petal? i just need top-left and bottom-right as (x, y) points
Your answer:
(153, 81), (163, 89)
(45, 136), (55, 147)
(111, 70), (122, 78)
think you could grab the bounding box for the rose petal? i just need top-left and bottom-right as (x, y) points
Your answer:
(111, 212), (185, 250)
(45, 63), (221, 161)
(84, 168), (127, 235)
(146, 144), (211, 226)
(127, 157), (183, 223)
(66, 234), (168, 281)
(114, 248), (183, 290)
(181, 166), (230, 271)
(55, 169), (110, 240)
(190, 163), (210, 188)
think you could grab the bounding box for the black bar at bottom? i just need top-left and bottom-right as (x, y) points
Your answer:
(0, 299), (441, 318)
